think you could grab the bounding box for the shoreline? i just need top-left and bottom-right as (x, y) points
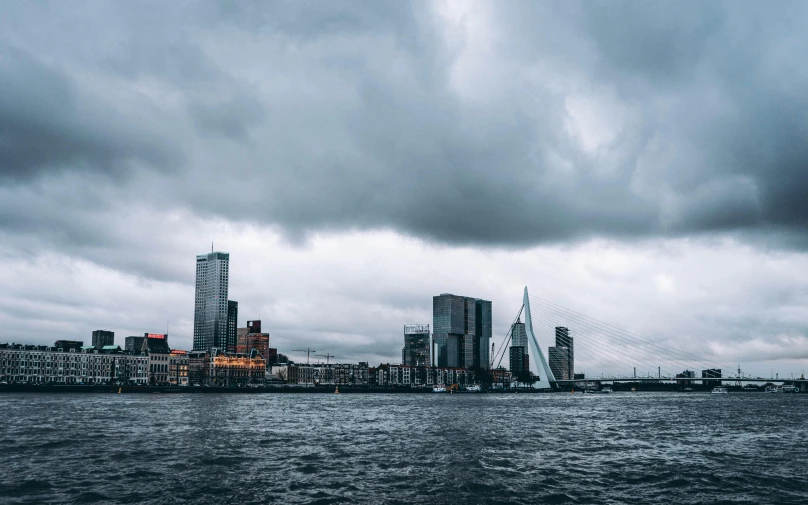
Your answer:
(1, 384), (797, 394)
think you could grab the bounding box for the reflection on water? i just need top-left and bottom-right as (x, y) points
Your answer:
(1, 392), (807, 504)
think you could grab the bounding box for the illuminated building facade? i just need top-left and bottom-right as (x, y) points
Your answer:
(209, 349), (266, 386)
(168, 350), (189, 386)
(193, 251), (231, 351)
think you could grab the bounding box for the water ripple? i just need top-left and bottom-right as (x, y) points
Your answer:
(1, 392), (807, 504)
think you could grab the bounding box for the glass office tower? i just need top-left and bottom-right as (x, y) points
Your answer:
(433, 294), (492, 369)
(193, 251), (231, 351)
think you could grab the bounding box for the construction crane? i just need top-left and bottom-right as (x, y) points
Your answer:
(317, 353), (335, 364)
(292, 348), (317, 364)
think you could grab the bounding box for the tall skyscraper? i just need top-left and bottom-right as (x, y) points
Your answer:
(555, 327), (573, 380)
(402, 324), (431, 367)
(548, 327), (573, 381)
(91, 330), (114, 348)
(433, 294), (491, 369)
(509, 320), (529, 375)
(227, 300), (238, 353)
(475, 300), (492, 369)
(193, 251), (231, 351)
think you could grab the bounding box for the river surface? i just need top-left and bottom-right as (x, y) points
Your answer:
(1, 392), (806, 504)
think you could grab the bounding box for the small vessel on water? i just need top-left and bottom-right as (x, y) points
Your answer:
(711, 386), (728, 394)
(466, 385), (482, 392)
(584, 385), (612, 394)
(768, 384), (799, 393)
(432, 385), (446, 393)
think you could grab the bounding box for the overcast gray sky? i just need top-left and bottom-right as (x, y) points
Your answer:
(1, 1), (807, 377)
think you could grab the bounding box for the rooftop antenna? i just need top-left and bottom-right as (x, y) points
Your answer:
(212, 241), (214, 253)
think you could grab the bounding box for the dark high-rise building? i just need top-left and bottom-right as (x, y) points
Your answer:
(475, 300), (492, 369)
(702, 368), (722, 386)
(91, 330), (114, 348)
(193, 251), (230, 351)
(554, 327), (573, 380)
(433, 294), (491, 369)
(509, 346), (527, 375)
(402, 324), (431, 367)
(509, 320), (529, 375)
(227, 300), (238, 353)
(125, 336), (145, 353)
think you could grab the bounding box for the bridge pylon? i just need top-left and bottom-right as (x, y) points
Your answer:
(523, 286), (556, 389)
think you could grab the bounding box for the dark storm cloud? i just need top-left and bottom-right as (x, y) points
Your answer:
(0, 46), (179, 182)
(1, 1), (808, 252)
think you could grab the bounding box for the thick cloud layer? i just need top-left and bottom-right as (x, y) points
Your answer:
(1, 2), (807, 375)
(2, 1), (807, 249)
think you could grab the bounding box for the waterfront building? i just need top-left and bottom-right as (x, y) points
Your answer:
(402, 324), (431, 367)
(0, 343), (148, 385)
(209, 349), (265, 386)
(193, 251), (232, 351)
(490, 367), (513, 389)
(143, 334), (171, 385)
(125, 336), (145, 353)
(236, 319), (271, 363)
(284, 363), (369, 386)
(373, 364), (473, 387)
(91, 330), (114, 349)
(509, 320), (529, 375)
(168, 350), (189, 386)
(187, 351), (210, 386)
(433, 294), (492, 369)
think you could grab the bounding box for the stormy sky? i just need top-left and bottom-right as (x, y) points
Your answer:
(1, 1), (807, 377)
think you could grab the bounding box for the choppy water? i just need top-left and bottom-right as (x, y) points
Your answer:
(1, 392), (807, 504)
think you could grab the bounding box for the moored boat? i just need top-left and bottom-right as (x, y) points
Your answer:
(711, 386), (728, 394)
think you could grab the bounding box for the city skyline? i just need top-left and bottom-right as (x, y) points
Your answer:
(2, 244), (807, 378)
(1, 2), (807, 378)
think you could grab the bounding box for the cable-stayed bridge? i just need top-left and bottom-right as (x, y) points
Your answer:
(493, 287), (803, 388)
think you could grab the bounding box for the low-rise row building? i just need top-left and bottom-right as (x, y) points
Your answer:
(0, 343), (149, 385)
(275, 363), (483, 388)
